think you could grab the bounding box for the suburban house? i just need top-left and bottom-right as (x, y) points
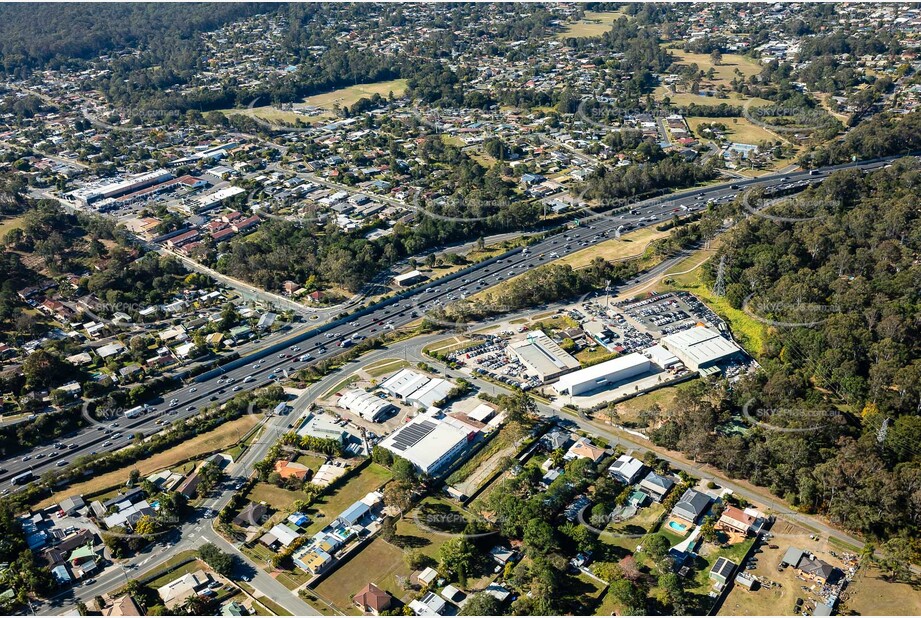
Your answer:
(608, 455), (645, 484)
(409, 591), (447, 616)
(102, 596), (144, 617)
(782, 548), (841, 585)
(353, 583), (393, 615)
(274, 460), (312, 481)
(157, 569), (211, 610)
(639, 472), (675, 502)
(564, 437), (606, 463)
(671, 489), (713, 524)
(259, 523), (301, 550)
(717, 505), (756, 536)
(233, 502), (269, 528)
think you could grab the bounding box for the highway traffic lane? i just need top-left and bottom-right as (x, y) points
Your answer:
(2, 156), (902, 483)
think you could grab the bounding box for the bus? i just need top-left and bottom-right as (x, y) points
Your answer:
(11, 470), (34, 486)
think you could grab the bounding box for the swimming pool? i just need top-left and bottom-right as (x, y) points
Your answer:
(668, 520), (688, 532)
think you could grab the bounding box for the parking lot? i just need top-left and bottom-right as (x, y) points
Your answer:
(614, 290), (723, 336)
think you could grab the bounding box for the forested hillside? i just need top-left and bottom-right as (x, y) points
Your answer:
(652, 157), (921, 548)
(0, 4), (275, 75)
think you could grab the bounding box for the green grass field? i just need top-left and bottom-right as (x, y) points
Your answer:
(303, 463), (392, 536)
(314, 538), (407, 610)
(556, 10), (627, 38)
(303, 79), (408, 110)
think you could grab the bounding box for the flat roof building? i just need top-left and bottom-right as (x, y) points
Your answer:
(298, 414), (349, 443)
(508, 330), (581, 382)
(379, 412), (475, 476)
(660, 327), (743, 372)
(553, 352), (651, 396)
(194, 186), (246, 213)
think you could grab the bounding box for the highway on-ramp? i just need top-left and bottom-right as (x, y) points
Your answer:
(0, 156), (901, 488)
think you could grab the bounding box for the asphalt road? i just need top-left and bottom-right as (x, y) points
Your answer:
(0, 156), (901, 487)
(34, 340), (447, 616)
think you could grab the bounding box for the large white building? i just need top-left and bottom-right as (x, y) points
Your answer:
(660, 326), (743, 372)
(338, 389), (397, 422)
(380, 369), (431, 401)
(406, 378), (454, 409)
(194, 186), (246, 213)
(379, 413), (475, 476)
(69, 169), (174, 207)
(508, 330), (580, 382)
(553, 353), (651, 396)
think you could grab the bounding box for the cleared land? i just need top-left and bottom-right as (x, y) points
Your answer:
(843, 566), (921, 616)
(603, 382), (691, 428)
(36, 414), (261, 508)
(558, 226), (671, 269)
(314, 538), (405, 611)
(362, 357), (410, 378)
(303, 463), (392, 536)
(687, 116), (786, 147)
(668, 50), (763, 81)
(303, 79), (408, 110)
(0, 214), (26, 237)
(556, 10), (627, 38)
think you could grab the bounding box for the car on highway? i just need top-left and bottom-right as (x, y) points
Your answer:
(186, 406), (195, 412)
(56, 460), (68, 467)
(189, 387), (197, 393)
(232, 385), (242, 392)
(21, 455), (30, 462)
(102, 441), (112, 447)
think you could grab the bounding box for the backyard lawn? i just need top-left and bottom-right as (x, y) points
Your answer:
(302, 463), (392, 536)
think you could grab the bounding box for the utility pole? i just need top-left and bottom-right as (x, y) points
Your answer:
(712, 255), (727, 297)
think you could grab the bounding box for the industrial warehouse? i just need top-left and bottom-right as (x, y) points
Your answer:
(378, 411), (477, 476)
(553, 353), (652, 396)
(660, 326), (744, 373)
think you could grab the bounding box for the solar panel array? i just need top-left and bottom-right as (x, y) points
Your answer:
(389, 420), (437, 451)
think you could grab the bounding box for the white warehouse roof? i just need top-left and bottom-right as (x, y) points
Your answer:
(379, 413), (473, 475)
(660, 327), (742, 370)
(338, 389), (395, 422)
(553, 352), (651, 396)
(406, 378), (454, 408)
(380, 368), (430, 400)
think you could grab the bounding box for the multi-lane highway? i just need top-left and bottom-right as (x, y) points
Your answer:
(0, 156), (901, 487)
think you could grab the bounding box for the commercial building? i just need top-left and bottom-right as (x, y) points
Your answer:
(192, 186), (246, 213)
(380, 368), (431, 401)
(68, 169), (174, 207)
(508, 330), (580, 382)
(379, 412), (475, 476)
(553, 353), (651, 396)
(660, 326), (743, 373)
(338, 389), (397, 422)
(406, 378), (454, 409)
(298, 414), (349, 443)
